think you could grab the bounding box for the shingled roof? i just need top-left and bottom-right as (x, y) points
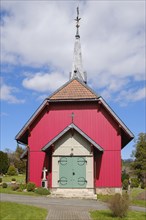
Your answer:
(49, 78), (99, 100)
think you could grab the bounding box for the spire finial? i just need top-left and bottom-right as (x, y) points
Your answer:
(70, 7), (87, 83)
(75, 6), (81, 39)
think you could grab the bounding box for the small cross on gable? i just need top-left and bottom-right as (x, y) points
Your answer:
(71, 112), (75, 123)
(69, 112), (76, 123)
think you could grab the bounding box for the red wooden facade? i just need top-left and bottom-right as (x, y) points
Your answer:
(16, 79), (134, 190)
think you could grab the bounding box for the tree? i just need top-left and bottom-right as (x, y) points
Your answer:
(122, 169), (129, 182)
(4, 145), (26, 174)
(131, 133), (146, 182)
(0, 151), (9, 174)
(14, 145), (26, 174)
(7, 165), (17, 176)
(5, 148), (16, 165)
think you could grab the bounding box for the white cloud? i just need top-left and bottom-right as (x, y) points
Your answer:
(37, 94), (48, 102)
(1, 1), (145, 104)
(0, 112), (8, 117)
(0, 81), (25, 104)
(132, 87), (146, 101)
(22, 72), (68, 92)
(115, 87), (146, 105)
(1, 1), (75, 71)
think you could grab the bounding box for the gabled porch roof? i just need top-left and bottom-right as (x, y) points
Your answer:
(42, 123), (104, 152)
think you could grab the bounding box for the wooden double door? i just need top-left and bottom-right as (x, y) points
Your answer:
(58, 156), (87, 188)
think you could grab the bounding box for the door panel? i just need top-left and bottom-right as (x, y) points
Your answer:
(59, 156), (87, 188)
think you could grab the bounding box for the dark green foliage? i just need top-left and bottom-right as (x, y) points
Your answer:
(122, 170), (129, 182)
(130, 178), (139, 188)
(2, 183), (8, 188)
(19, 183), (26, 191)
(131, 133), (146, 181)
(14, 145), (26, 174)
(0, 177), (2, 183)
(5, 146), (26, 174)
(122, 179), (129, 190)
(7, 165), (17, 176)
(14, 159), (26, 174)
(35, 187), (50, 195)
(11, 178), (16, 181)
(11, 184), (19, 191)
(0, 151), (9, 174)
(27, 182), (36, 192)
(109, 193), (129, 218)
(141, 182), (146, 189)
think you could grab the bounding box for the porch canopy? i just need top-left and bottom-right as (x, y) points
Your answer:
(41, 123), (104, 152)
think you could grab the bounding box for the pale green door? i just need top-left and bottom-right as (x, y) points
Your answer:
(59, 156), (87, 188)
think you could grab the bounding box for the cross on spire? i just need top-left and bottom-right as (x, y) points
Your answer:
(75, 6), (81, 39)
(70, 7), (87, 83)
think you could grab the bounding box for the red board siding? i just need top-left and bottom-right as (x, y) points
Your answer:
(28, 102), (121, 187)
(29, 152), (45, 187)
(95, 151), (121, 187)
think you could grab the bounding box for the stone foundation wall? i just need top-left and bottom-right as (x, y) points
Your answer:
(96, 187), (122, 195)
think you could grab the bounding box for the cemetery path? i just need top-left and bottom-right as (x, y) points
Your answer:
(1, 193), (145, 220)
(0, 193), (106, 220)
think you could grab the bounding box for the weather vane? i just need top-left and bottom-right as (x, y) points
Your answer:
(75, 6), (81, 38)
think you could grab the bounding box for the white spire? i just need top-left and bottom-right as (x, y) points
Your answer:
(70, 7), (87, 83)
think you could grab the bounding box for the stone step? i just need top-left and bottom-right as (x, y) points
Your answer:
(50, 188), (97, 200)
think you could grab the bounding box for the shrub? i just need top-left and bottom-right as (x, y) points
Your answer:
(130, 178), (139, 188)
(17, 188), (23, 192)
(11, 178), (16, 181)
(109, 193), (129, 218)
(122, 179), (129, 190)
(2, 183), (8, 188)
(122, 171), (129, 182)
(35, 187), (50, 195)
(141, 181), (146, 189)
(11, 184), (19, 191)
(0, 177), (2, 183)
(19, 183), (26, 191)
(26, 182), (36, 192)
(7, 165), (17, 176)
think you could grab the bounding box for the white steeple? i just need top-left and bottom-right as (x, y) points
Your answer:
(70, 7), (87, 83)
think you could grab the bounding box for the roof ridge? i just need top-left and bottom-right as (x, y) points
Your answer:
(76, 78), (100, 98)
(48, 78), (75, 100)
(48, 78), (100, 100)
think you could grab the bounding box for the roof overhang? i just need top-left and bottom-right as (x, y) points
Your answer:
(49, 98), (99, 102)
(20, 148), (28, 159)
(15, 99), (48, 143)
(42, 123), (104, 152)
(98, 97), (134, 140)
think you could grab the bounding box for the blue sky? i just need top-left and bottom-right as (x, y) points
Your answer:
(0, 1), (145, 159)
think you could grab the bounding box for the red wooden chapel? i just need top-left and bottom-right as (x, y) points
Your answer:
(16, 8), (134, 196)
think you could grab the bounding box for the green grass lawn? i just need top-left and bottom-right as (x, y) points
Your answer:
(0, 185), (41, 196)
(97, 188), (146, 207)
(128, 188), (146, 207)
(90, 210), (146, 220)
(1, 174), (25, 183)
(0, 201), (48, 220)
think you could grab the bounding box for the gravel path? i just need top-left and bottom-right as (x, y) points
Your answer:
(1, 193), (145, 220)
